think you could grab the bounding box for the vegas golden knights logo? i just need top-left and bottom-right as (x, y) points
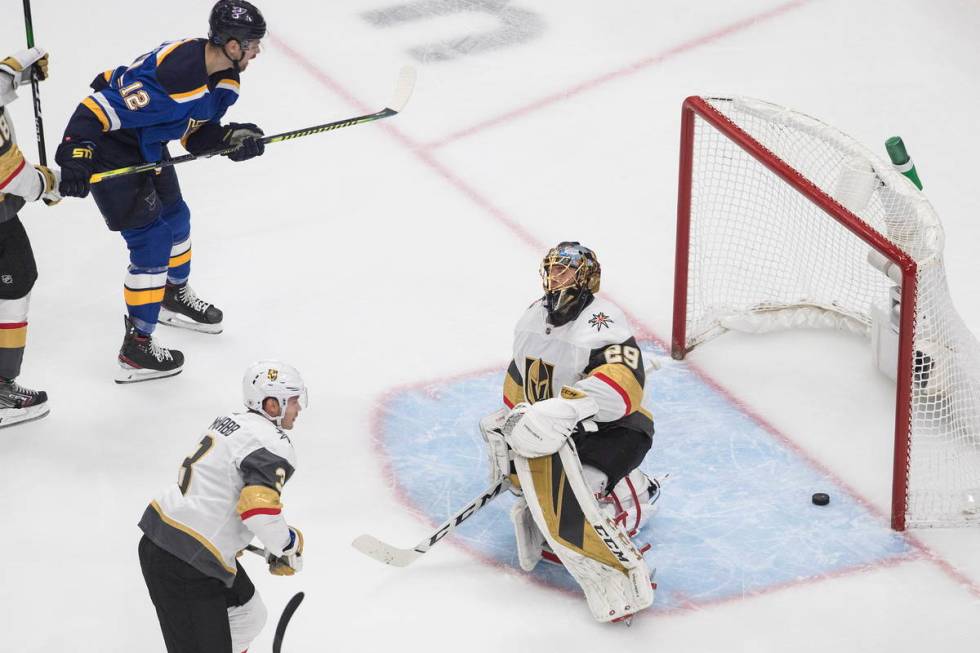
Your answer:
(523, 357), (555, 404)
(267, 368), (278, 381)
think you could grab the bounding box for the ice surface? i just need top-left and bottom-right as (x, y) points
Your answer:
(1, 1), (979, 651)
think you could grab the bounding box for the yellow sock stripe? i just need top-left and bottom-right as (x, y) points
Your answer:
(149, 501), (236, 574)
(0, 325), (27, 348)
(169, 248), (192, 268)
(124, 286), (165, 306)
(81, 97), (110, 132)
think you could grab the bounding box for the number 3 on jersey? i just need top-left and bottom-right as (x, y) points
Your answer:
(178, 435), (215, 495)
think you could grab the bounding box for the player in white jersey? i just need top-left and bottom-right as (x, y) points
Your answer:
(138, 361), (308, 653)
(481, 241), (661, 622)
(0, 47), (60, 427)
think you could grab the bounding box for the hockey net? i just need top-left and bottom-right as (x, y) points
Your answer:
(672, 96), (980, 529)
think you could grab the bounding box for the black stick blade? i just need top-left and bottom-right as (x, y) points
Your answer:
(272, 591), (305, 653)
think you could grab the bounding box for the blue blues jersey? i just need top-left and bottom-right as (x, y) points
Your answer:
(63, 38), (240, 163)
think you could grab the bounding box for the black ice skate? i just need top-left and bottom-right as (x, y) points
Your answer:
(0, 378), (50, 428)
(117, 316), (184, 384)
(159, 283), (223, 334)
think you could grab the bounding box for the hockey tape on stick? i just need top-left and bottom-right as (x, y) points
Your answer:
(273, 592), (305, 653)
(352, 476), (510, 567)
(90, 65), (417, 184)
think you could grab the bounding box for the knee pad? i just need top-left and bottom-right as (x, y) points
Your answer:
(0, 218), (37, 300)
(160, 198), (191, 241)
(122, 218), (174, 269)
(228, 592), (267, 653)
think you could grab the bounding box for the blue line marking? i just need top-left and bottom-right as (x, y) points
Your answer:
(378, 342), (913, 610)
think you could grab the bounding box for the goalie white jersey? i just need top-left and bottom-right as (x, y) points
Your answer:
(503, 296), (653, 436)
(139, 411), (297, 586)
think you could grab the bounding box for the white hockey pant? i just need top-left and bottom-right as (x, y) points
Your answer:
(228, 592), (267, 653)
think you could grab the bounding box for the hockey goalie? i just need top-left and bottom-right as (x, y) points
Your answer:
(481, 242), (661, 623)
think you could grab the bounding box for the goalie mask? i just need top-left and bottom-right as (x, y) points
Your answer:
(540, 241), (601, 326)
(242, 361), (308, 427)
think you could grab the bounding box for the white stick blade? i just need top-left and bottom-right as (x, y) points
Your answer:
(352, 534), (421, 567)
(387, 65), (417, 113)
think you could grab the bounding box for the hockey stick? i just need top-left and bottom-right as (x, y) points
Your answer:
(273, 592), (304, 653)
(89, 65), (416, 184)
(22, 0), (47, 165)
(352, 476), (510, 567)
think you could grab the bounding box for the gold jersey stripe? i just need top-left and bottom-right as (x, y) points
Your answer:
(170, 84), (208, 102)
(0, 143), (26, 184)
(149, 500), (236, 574)
(156, 39), (192, 66)
(237, 485), (282, 515)
(0, 325), (27, 349)
(503, 373), (524, 408)
(81, 97), (110, 132)
(589, 362), (644, 414)
(0, 57), (23, 72)
(123, 287), (165, 306)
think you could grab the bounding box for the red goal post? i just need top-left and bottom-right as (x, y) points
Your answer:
(671, 96), (980, 531)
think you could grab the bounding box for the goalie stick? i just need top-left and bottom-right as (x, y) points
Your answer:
(89, 65), (417, 184)
(352, 476), (510, 567)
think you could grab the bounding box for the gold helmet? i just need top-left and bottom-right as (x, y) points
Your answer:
(539, 241), (600, 326)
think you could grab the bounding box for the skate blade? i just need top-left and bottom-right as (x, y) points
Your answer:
(158, 309), (223, 335)
(115, 364), (183, 384)
(0, 403), (51, 428)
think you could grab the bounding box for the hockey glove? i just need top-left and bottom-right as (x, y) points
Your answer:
(267, 526), (303, 576)
(55, 140), (95, 198)
(504, 387), (599, 459)
(480, 408), (516, 486)
(0, 47), (49, 87)
(222, 123), (265, 162)
(34, 165), (61, 205)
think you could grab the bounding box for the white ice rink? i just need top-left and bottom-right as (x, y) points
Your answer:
(2, 1), (980, 651)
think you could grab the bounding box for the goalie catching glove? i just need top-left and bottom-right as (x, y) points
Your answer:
(503, 387), (598, 458)
(267, 526), (303, 576)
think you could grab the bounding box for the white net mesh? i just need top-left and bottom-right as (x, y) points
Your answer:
(682, 97), (980, 528)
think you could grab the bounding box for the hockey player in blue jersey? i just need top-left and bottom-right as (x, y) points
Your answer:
(55, 1), (267, 383)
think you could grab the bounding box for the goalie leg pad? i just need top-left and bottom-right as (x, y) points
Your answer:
(510, 496), (545, 571)
(514, 443), (654, 622)
(601, 468), (662, 534)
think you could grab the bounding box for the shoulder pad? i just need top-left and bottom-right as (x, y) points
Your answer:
(572, 297), (633, 345)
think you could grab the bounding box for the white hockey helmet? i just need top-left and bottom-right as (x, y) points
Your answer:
(242, 361), (308, 425)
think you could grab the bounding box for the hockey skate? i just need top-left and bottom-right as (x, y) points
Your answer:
(0, 378), (50, 428)
(159, 283), (223, 334)
(117, 316), (184, 384)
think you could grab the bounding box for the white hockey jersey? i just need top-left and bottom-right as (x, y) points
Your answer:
(503, 296), (653, 436)
(139, 411), (297, 586)
(0, 54), (47, 218)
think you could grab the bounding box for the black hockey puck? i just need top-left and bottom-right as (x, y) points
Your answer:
(812, 492), (830, 506)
